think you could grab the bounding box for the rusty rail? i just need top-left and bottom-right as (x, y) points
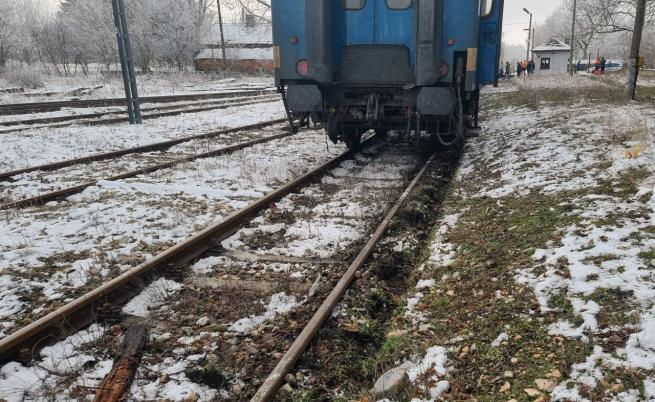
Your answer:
(0, 119), (286, 181)
(0, 145), (360, 363)
(251, 153), (436, 402)
(0, 89), (274, 115)
(1, 129), (296, 210)
(0, 94), (278, 130)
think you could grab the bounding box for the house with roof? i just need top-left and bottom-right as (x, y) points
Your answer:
(532, 38), (572, 74)
(195, 16), (273, 73)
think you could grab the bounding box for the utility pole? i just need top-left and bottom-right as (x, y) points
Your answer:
(626, 0), (647, 100)
(523, 8), (532, 61)
(569, 0), (577, 76)
(217, 0), (227, 61)
(112, 0), (141, 124)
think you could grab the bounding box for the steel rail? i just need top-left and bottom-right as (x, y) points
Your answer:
(0, 89), (274, 115)
(0, 97), (280, 136)
(0, 119), (286, 181)
(251, 153), (436, 402)
(0, 129), (296, 210)
(76, 97), (279, 128)
(0, 144), (361, 363)
(0, 93), (278, 128)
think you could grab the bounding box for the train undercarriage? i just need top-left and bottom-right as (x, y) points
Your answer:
(279, 83), (481, 150)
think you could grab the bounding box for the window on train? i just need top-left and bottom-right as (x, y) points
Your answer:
(342, 0), (366, 10)
(386, 0), (412, 9)
(480, 0), (493, 17)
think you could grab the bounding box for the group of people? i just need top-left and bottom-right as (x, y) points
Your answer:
(593, 57), (607, 75)
(573, 57), (607, 75)
(499, 60), (536, 79)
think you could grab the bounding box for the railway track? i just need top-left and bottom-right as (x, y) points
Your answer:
(0, 93), (280, 134)
(0, 139), (366, 361)
(0, 136), (443, 401)
(0, 123), (294, 210)
(0, 119), (287, 183)
(0, 89), (274, 115)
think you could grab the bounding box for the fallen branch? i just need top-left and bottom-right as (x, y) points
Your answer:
(94, 324), (148, 402)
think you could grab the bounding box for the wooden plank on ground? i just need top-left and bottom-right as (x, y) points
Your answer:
(94, 324), (148, 402)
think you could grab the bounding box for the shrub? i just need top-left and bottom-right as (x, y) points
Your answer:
(2, 68), (45, 89)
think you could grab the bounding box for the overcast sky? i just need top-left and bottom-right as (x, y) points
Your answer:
(502, 0), (563, 45)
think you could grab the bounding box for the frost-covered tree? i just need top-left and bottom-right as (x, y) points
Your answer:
(222, 0), (271, 22)
(125, 0), (209, 71)
(0, 0), (18, 71)
(59, 0), (117, 71)
(14, 0), (48, 67)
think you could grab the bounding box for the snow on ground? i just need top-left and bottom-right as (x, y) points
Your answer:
(121, 141), (419, 399)
(0, 99), (285, 172)
(0, 130), (345, 341)
(0, 124), (286, 203)
(0, 324), (105, 402)
(228, 292), (298, 334)
(458, 99), (655, 198)
(458, 76), (655, 400)
(404, 213), (460, 329)
(406, 347), (451, 401)
(0, 73), (274, 104)
(219, 146), (415, 263)
(123, 278), (183, 317)
(0, 93), (278, 129)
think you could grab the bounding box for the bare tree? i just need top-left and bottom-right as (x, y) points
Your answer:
(626, 0), (647, 99)
(593, 0), (655, 33)
(0, 0), (17, 71)
(60, 0), (117, 71)
(222, 0), (271, 22)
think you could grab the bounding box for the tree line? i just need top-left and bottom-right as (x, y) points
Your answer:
(534, 0), (655, 65)
(0, 0), (225, 75)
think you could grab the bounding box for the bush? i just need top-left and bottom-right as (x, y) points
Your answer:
(2, 68), (45, 89)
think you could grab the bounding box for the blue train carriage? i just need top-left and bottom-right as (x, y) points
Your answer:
(272, 0), (505, 149)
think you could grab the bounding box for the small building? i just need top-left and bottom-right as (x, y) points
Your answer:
(532, 38), (572, 74)
(195, 17), (273, 74)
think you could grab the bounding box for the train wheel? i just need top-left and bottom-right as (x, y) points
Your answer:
(343, 127), (362, 151)
(434, 97), (464, 148)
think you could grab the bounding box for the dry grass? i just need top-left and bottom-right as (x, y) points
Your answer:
(516, 81), (625, 107)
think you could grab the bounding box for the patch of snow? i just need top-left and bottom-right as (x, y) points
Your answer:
(0, 275), (24, 320)
(427, 214), (461, 268)
(491, 332), (509, 347)
(131, 358), (218, 401)
(625, 307), (655, 370)
(405, 292), (425, 316)
(123, 278), (183, 317)
(229, 292), (298, 334)
(0, 324), (105, 401)
(407, 346), (450, 400)
(415, 279), (435, 289)
(1, 98), (285, 172)
(644, 379), (655, 399)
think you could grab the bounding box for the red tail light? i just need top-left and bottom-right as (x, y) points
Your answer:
(439, 62), (449, 77)
(296, 59), (309, 77)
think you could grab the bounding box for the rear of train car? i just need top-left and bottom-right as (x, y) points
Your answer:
(272, 0), (504, 149)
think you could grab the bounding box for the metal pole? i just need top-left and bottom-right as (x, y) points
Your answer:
(569, 0), (577, 76)
(526, 13), (532, 61)
(217, 0), (227, 61)
(112, 0), (141, 124)
(112, 0), (133, 123)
